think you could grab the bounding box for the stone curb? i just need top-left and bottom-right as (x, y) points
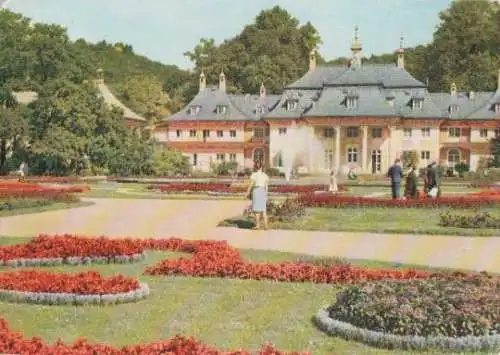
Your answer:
(0, 283), (150, 306)
(314, 307), (500, 352)
(2, 252), (146, 267)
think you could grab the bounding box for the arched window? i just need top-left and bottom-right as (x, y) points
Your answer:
(253, 149), (264, 164)
(347, 147), (358, 163)
(447, 149), (460, 168)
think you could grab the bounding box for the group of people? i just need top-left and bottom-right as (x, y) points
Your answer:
(388, 158), (440, 199)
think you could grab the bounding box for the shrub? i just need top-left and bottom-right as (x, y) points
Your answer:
(454, 162), (470, 177)
(265, 167), (284, 178)
(266, 198), (306, 222)
(210, 161), (238, 176)
(439, 211), (500, 229)
(327, 275), (500, 338)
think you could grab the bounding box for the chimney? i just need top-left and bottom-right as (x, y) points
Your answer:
(199, 71), (206, 92)
(396, 35), (405, 69)
(260, 83), (266, 98)
(450, 82), (457, 96)
(309, 49), (317, 71)
(219, 70), (226, 92)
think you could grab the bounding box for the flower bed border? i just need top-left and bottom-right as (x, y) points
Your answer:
(2, 252), (146, 267)
(314, 307), (500, 352)
(0, 282), (150, 306)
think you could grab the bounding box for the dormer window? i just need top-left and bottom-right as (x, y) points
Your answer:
(216, 105), (227, 115)
(189, 106), (200, 116)
(286, 100), (298, 111)
(345, 95), (358, 109)
(386, 96), (395, 107)
(412, 98), (424, 110)
(494, 103), (500, 114)
(256, 105), (265, 114)
(449, 104), (459, 115)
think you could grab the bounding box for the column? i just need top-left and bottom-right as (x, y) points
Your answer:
(362, 125), (368, 173)
(387, 125), (393, 171)
(308, 126), (314, 173)
(335, 126), (341, 169)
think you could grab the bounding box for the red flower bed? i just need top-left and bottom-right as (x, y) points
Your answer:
(142, 238), (429, 283)
(0, 181), (88, 199)
(150, 183), (345, 194)
(0, 234), (143, 263)
(0, 325), (307, 354)
(297, 193), (500, 208)
(0, 270), (139, 295)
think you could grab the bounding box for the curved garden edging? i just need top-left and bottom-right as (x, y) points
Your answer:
(3, 252), (146, 267)
(0, 282), (150, 305)
(314, 307), (500, 352)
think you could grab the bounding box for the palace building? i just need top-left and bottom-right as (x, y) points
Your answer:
(156, 28), (500, 174)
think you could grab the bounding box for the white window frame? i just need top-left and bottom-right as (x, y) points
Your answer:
(347, 147), (358, 163)
(448, 127), (461, 138)
(449, 104), (459, 115)
(324, 127), (335, 138)
(413, 99), (423, 109)
(346, 127), (358, 138)
(421, 127), (430, 137)
(480, 128), (488, 138)
(346, 97), (357, 109)
(192, 153), (198, 166)
(420, 151), (430, 160)
(216, 130), (223, 138)
(495, 128), (500, 138)
(403, 128), (412, 137)
(216, 105), (227, 114)
(229, 130), (236, 138)
(371, 128), (382, 138)
(372, 149), (382, 173)
(286, 100), (297, 111)
(229, 153), (237, 161)
(176, 129), (182, 138)
(254, 127), (265, 138)
(447, 149), (461, 168)
(202, 129), (210, 138)
(216, 153), (225, 162)
(278, 127), (287, 135)
(189, 130), (196, 137)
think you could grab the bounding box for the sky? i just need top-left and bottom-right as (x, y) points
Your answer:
(4, 0), (452, 69)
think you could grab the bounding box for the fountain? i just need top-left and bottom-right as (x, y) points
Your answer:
(279, 121), (328, 182)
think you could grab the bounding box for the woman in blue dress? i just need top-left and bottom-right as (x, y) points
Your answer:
(245, 160), (269, 230)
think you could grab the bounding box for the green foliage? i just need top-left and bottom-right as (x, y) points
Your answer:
(490, 137), (500, 168)
(265, 198), (306, 222)
(150, 148), (191, 176)
(454, 162), (470, 177)
(328, 275), (500, 338)
(440, 211), (500, 229)
(401, 151), (419, 168)
(184, 6), (322, 96)
(210, 161), (238, 176)
(265, 167), (283, 177)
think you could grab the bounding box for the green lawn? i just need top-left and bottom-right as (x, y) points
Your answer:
(0, 237), (487, 354)
(0, 200), (92, 217)
(221, 207), (500, 237)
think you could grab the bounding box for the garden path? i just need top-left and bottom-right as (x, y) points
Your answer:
(0, 197), (499, 273)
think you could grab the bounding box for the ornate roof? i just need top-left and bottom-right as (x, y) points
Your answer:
(165, 86), (280, 122)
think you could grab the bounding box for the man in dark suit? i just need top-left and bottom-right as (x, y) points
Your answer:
(426, 161), (440, 198)
(387, 158), (404, 199)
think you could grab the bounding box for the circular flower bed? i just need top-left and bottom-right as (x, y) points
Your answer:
(315, 274), (500, 351)
(0, 270), (149, 305)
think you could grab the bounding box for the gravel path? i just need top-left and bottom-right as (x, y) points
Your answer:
(0, 197), (499, 273)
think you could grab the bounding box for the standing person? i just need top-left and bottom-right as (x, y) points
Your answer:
(18, 161), (26, 182)
(426, 161), (440, 198)
(387, 158), (404, 199)
(405, 165), (418, 199)
(328, 168), (338, 193)
(245, 160), (269, 230)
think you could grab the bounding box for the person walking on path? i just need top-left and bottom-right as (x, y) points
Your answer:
(387, 158), (404, 199)
(245, 160), (269, 230)
(404, 165), (418, 199)
(328, 168), (338, 193)
(426, 161), (440, 198)
(18, 161), (28, 182)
